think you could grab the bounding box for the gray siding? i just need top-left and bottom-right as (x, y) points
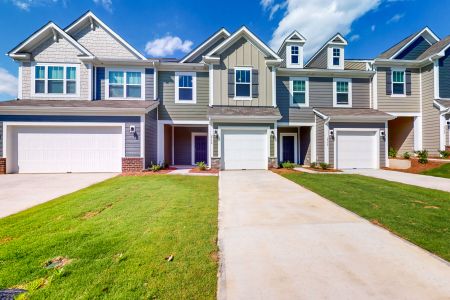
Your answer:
(158, 71), (209, 120)
(315, 116), (324, 163)
(310, 77), (333, 107)
(422, 63), (441, 155)
(190, 37), (227, 63)
(395, 36), (431, 60)
(0, 121), (3, 157)
(439, 49), (450, 98)
(307, 48), (327, 69)
(328, 122), (387, 168)
(377, 67), (420, 113)
(145, 109), (158, 167)
(300, 126), (311, 165)
(0, 115), (141, 158)
(279, 47), (287, 68)
(173, 127), (208, 165)
(276, 77), (315, 123)
(145, 68), (155, 100)
(352, 78), (371, 108)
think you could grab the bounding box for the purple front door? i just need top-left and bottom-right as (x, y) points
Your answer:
(194, 135), (208, 164)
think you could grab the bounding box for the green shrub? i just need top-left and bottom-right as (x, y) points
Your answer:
(402, 152), (411, 159)
(319, 162), (329, 170)
(150, 163), (162, 172)
(416, 150), (428, 164)
(196, 161), (207, 171)
(439, 150), (450, 159)
(388, 147), (398, 158)
(281, 161), (295, 169)
(310, 162), (318, 169)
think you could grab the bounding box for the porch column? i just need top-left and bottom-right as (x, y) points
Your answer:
(413, 116), (422, 151)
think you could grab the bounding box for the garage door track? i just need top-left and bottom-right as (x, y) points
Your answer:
(218, 170), (450, 299)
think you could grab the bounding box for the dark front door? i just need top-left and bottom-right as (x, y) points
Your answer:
(194, 135), (208, 164)
(282, 136), (295, 163)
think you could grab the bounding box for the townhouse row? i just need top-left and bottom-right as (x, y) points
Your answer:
(0, 11), (449, 173)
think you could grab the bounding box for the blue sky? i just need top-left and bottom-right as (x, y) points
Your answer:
(0, 0), (449, 100)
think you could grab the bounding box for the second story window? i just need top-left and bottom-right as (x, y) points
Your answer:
(291, 46), (299, 64)
(107, 69), (144, 99)
(334, 78), (352, 107)
(332, 48), (341, 66)
(392, 70), (405, 95)
(175, 72), (196, 103)
(235, 68), (252, 99)
(289, 77), (309, 107)
(33, 64), (78, 96)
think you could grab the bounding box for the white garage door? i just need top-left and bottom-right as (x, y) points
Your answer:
(336, 130), (378, 169)
(222, 129), (268, 170)
(9, 126), (123, 173)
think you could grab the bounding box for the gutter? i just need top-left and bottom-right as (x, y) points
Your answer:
(208, 115), (282, 122)
(0, 105), (157, 115)
(278, 68), (375, 78)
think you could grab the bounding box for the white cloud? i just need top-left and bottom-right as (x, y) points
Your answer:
(12, 0), (31, 10)
(260, 0), (274, 10)
(386, 13), (404, 24)
(145, 36), (193, 57)
(0, 68), (18, 97)
(371, 24), (376, 32)
(10, 0), (60, 11)
(265, 0), (380, 58)
(93, 0), (113, 12)
(349, 34), (360, 42)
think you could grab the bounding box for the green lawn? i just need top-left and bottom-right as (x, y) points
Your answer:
(421, 163), (450, 179)
(281, 172), (450, 261)
(0, 175), (218, 299)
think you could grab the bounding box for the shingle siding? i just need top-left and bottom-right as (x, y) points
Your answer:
(422, 63), (441, 155)
(439, 49), (450, 99)
(145, 109), (158, 167)
(394, 36), (431, 60)
(158, 71), (209, 120)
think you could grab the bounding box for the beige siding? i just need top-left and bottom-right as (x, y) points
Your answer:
(315, 116), (324, 163)
(377, 67), (420, 113)
(421, 63), (441, 154)
(352, 78), (371, 108)
(212, 37), (273, 106)
(158, 71), (209, 121)
(72, 23), (139, 59)
(23, 36), (90, 100)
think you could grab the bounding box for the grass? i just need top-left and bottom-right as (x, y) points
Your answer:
(421, 163), (450, 179)
(0, 175), (219, 299)
(280, 172), (450, 261)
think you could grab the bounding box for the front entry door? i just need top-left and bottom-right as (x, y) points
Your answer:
(282, 136), (295, 163)
(194, 135), (208, 164)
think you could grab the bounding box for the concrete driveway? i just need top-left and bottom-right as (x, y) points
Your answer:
(0, 173), (117, 218)
(345, 169), (450, 192)
(218, 171), (450, 300)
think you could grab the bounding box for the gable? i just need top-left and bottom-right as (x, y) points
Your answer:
(189, 36), (228, 63)
(31, 35), (84, 62)
(220, 37), (267, 66)
(71, 23), (139, 59)
(394, 36), (431, 60)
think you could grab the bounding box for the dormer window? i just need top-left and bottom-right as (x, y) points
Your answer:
(291, 46), (299, 64)
(332, 48), (340, 66)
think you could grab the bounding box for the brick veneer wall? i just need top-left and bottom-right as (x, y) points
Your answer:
(0, 158), (6, 174)
(446, 145), (450, 152)
(211, 158), (221, 170)
(122, 157), (144, 173)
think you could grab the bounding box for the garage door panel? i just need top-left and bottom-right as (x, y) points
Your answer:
(12, 126), (123, 173)
(336, 131), (378, 169)
(222, 130), (267, 170)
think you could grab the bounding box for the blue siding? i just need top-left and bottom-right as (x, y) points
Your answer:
(96, 67), (105, 100)
(0, 115), (142, 158)
(395, 36), (431, 60)
(0, 121), (3, 157)
(439, 49), (450, 98)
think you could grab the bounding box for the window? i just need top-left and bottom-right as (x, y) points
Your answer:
(290, 77), (309, 107)
(33, 64), (78, 96)
(333, 48), (341, 66)
(392, 70), (405, 95)
(107, 69), (143, 99)
(175, 72), (196, 103)
(235, 68), (251, 99)
(291, 46), (299, 64)
(334, 79), (352, 107)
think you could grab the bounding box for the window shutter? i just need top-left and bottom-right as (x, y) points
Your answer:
(405, 69), (412, 95)
(386, 69), (392, 95)
(96, 67), (105, 100)
(252, 69), (259, 98)
(228, 68), (234, 98)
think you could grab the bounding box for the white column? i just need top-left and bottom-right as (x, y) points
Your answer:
(440, 114), (446, 151)
(208, 122), (213, 168)
(414, 116), (423, 151)
(311, 124), (316, 163)
(324, 120), (330, 164)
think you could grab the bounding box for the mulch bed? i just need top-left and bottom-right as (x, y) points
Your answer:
(303, 167), (341, 173)
(121, 167), (177, 176)
(189, 168), (219, 174)
(271, 168), (301, 175)
(384, 159), (446, 174)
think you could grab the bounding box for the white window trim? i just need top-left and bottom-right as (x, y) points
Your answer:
(286, 44), (303, 68)
(175, 71), (197, 104)
(333, 78), (352, 107)
(327, 47), (344, 69)
(332, 48), (341, 66)
(280, 133), (298, 163)
(234, 67), (252, 100)
(391, 67), (406, 97)
(105, 67), (145, 100)
(289, 77), (309, 107)
(31, 62), (80, 98)
(191, 132), (208, 165)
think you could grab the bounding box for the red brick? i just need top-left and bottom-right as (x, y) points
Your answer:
(122, 157), (144, 173)
(0, 158), (6, 175)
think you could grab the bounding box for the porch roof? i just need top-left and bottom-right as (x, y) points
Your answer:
(313, 108), (395, 122)
(436, 99), (450, 109)
(207, 106), (282, 121)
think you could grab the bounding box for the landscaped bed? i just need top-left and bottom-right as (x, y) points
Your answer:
(0, 175), (219, 299)
(277, 171), (450, 261)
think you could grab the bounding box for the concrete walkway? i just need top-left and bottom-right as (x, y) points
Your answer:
(218, 170), (450, 300)
(0, 173), (117, 218)
(345, 169), (450, 192)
